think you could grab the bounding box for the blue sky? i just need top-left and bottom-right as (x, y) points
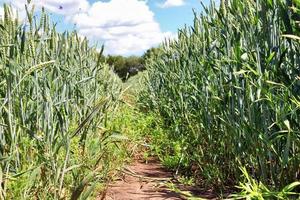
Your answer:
(0, 0), (211, 55)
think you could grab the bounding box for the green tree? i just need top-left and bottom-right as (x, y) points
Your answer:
(106, 55), (144, 81)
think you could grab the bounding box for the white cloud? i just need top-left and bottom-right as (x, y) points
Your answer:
(0, 0), (173, 55)
(0, 6), (3, 19)
(160, 0), (185, 8)
(71, 0), (172, 55)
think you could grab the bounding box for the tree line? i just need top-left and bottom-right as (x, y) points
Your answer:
(104, 47), (160, 81)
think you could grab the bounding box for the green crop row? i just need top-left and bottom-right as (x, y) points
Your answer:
(144, 0), (300, 193)
(0, 4), (123, 199)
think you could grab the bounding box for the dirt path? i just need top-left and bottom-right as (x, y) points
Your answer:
(97, 91), (217, 200)
(98, 157), (219, 200)
(99, 158), (184, 200)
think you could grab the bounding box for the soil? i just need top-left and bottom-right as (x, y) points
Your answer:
(98, 157), (218, 200)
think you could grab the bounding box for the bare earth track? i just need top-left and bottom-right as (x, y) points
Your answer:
(97, 93), (218, 200)
(98, 157), (218, 200)
(100, 158), (182, 200)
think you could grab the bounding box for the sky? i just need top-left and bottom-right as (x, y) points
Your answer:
(0, 0), (211, 56)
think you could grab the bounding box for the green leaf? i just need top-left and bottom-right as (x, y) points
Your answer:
(282, 34), (300, 41)
(281, 181), (300, 193)
(284, 120), (291, 132)
(109, 134), (128, 141)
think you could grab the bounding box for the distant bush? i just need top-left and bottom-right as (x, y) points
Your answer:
(107, 55), (145, 81)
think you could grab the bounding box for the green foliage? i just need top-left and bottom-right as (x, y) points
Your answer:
(143, 0), (300, 191)
(230, 167), (300, 199)
(142, 47), (162, 63)
(123, 71), (147, 97)
(107, 55), (144, 81)
(0, 4), (125, 199)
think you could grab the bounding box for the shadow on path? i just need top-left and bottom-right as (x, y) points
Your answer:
(98, 158), (219, 200)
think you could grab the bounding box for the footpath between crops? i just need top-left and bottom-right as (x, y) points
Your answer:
(100, 157), (182, 200)
(95, 78), (217, 200)
(98, 156), (217, 200)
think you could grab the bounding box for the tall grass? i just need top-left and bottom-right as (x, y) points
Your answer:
(144, 0), (300, 191)
(0, 4), (122, 199)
